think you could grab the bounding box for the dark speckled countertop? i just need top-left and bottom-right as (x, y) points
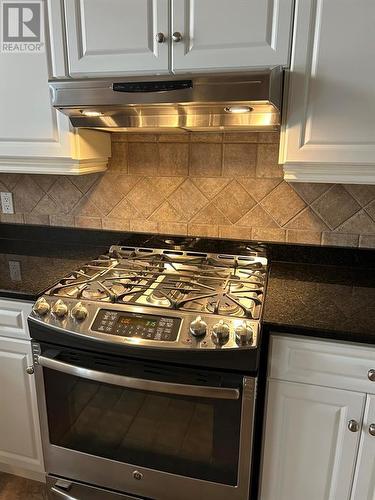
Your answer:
(0, 239), (108, 301)
(263, 262), (375, 343)
(1, 223), (375, 344)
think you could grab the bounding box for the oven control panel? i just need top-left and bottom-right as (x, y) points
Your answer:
(92, 309), (181, 342)
(29, 297), (259, 350)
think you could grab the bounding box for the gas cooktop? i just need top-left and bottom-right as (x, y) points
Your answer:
(29, 244), (268, 352)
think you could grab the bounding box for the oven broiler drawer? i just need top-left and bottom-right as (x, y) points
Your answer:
(35, 342), (256, 500)
(47, 476), (141, 499)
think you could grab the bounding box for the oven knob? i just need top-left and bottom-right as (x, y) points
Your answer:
(51, 299), (68, 318)
(189, 316), (207, 337)
(71, 302), (88, 321)
(211, 320), (230, 345)
(235, 321), (253, 345)
(32, 297), (50, 316)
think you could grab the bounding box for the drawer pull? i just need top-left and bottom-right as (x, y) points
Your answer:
(369, 424), (375, 436)
(348, 419), (360, 432)
(368, 369), (375, 382)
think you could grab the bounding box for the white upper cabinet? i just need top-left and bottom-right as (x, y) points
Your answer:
(0, 48), (110, 174)
(281, 0), (375, 184)
(171, 0), (293, 73)
(50, 0), (293, 78)
(63, 0), (169, 77)
(0, 0), (111, 175)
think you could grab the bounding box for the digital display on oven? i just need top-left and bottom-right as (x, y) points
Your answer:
(117, 316), (158, 329)
(92, 310), (180, 342)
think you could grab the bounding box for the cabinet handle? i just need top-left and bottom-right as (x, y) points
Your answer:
(369, 424), (375, 436)
(26, 366), (34, 375)
(348, 419), (360, 432)
(155, 32), (166, 44)
(368, 369), (375, 382)
(172, 32), (183, 42)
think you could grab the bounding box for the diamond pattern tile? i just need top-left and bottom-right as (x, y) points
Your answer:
(149, 201), (181, 222)
(168, 179), (207, 221)
(311, 185), (361, 229)
(127, 177), (183, 219)
(291, 182), (332, 204)
(239, 178), (281, 202)
(237, 204), (278, 228)
(2, 131), (375, 247)
(261, 182), (305, 226)
(285, 207), (329, 231)
(344, 184), (375, 207)
(213, 181), (256, 223)
(13, 175), (43, 213)
(192, 203), (230, 225)
(48, 177), (82, 214)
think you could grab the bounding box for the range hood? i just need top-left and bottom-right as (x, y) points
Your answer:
(49, 67), (283, 132)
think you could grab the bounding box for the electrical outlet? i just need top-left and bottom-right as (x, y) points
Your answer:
(9, 260), (22, 281)
(0, 192), (14, 214)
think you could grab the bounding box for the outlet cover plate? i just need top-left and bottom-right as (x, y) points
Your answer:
(0, 192), (14, 214)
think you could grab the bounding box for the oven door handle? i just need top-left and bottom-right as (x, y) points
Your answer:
(37, 354), (240, 400)
(50, 486), (78, 500)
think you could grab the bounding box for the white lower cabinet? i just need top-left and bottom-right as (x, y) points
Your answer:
(0, 300), (44, 481)
(350, 395), (375, 500)
(0, 336), (44, 479)
(260, 335), (375, 500)
(260, 380), (365, 500)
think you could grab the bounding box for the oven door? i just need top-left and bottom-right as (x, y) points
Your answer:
(34, 342), (256, 500)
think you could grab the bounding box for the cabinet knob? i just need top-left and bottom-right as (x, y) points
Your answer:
(155, 32), (166, 44)
(26, 366), (34, 375)
(348, 419), (360, 432)
(368, 369), (375, 382)
(172, 31), (183, 42)
(369, 424), (375, 436)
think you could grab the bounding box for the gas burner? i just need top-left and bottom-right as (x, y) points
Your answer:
(54, 285), (82, 298)
(147, 289), (171, 307)
(206, 296), (243, 316)
(81, 288), (108, 301)
(82, 283), (127, 301)
(229, 276), (244, 291)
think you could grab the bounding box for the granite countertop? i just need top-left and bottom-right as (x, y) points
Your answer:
(263, 262), (375, 343)
(0, 239), (108, 301)
(1, 223), (375, 344)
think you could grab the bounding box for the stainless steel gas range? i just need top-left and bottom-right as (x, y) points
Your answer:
(28, 243), (268, 500)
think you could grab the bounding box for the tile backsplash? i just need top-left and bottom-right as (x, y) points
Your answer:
(1, 131), (375, 248)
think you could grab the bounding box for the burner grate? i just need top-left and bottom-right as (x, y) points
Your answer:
(46, 248), (267, 318)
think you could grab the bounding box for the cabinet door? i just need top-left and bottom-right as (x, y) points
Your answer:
(0, 34), (72, 159)
(260, 380), (365, 500)
(64, 0), (169, 77)
(0, 337), (44, 474)
(0, 2), (110, 175)
(172, 0), (293, 73)
(351, 395), (375, 500)
(0, 299), (32, 340)
(282, 0), (375, 183)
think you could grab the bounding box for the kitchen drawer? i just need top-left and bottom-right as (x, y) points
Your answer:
(269, 335), (375, 394)
(0, 299), (32, 340)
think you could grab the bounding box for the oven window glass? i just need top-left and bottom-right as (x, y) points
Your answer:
(42, 350), (243, 486)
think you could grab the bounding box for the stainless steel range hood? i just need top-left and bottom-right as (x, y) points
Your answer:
(49, 67), (283, 132)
